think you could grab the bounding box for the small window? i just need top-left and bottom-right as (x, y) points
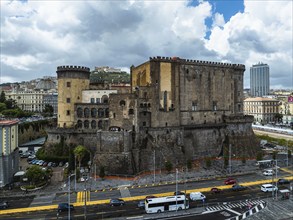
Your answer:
(66, 98), (70, 103)
(91, 98), (95, 103)
(129, 109), (134, 115)
(67, 82), (71, 87)
(66, 110), (70, 115)
(143, 122), (146, 126)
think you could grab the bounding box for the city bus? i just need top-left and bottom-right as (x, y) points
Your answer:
(255, 160), (274, 168)
(145, 195), (189, 214)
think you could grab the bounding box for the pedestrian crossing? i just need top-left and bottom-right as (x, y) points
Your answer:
(76, 190), (90, 203)
(205, 200), (265, 212)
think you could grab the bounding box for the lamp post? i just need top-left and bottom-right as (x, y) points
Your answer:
(74, 155), (77, 192)
(84, 179), (87, 220)
(275, 160), (278, 200)
(175, 168), (178, 211)
(68, 174), (75, 220)
(229, 144), (232, 174)
(153, 149), (156, 184)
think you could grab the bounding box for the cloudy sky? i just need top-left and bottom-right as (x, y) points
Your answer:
(1, 0), (292, 89)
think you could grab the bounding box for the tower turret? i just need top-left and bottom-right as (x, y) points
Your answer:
(57, 65), (90, 128)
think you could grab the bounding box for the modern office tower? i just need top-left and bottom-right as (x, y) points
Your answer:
(250, 63), (270, 97)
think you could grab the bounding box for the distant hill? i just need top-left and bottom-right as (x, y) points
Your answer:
(90, 71), (130, 84)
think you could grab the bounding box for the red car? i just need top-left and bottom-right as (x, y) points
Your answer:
(211, 187), (222, 193)
(224, 178), (236, 185)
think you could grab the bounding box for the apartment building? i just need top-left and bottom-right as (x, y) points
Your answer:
(244, 97), (280, 124)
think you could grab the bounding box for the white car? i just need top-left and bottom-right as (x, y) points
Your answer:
(263, 170), (274, 176)
(261, 184), (278, 192)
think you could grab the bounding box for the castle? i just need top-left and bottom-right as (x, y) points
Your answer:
(46, 56), (258, 174)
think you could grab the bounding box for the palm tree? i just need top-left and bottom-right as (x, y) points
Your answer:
(73, 145), (87, 168)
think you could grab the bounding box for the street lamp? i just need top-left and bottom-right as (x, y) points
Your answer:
(175, 168), (178, 211)
(74, 155), (77, 192)
(68, 174), (75, 220)
(153, 149), (156, 184)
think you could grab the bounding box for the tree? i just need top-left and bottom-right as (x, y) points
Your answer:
(43, 104), (54, 117)
(205, 157), (212, 168)
(272, 151), (277, 160)
(186, 159), (192, 170)
(4, 98), (17, 109)
(0, 103), (7, 112)
(165, 161), (173, 173)
(0, 91), (6, 103)
(25, 165), (46, 185)
(274, 113), (283, 123)
(256, 152), (263, 161)
(73, 145), (87, 168)
(99, 166), (105, 179)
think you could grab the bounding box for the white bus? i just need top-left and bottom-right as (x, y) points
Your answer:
(145, 195), (189, 214)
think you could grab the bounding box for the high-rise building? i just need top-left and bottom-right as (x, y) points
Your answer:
(250, 63), (270, 97)
(0, 120), (19, 187)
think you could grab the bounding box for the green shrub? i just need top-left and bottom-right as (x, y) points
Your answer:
(165, 161), (173, 173)
(205, 157), (212, 168)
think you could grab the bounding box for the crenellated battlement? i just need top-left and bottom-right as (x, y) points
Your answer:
(57, 65), (90, 73)
(149, 56), (245, 69)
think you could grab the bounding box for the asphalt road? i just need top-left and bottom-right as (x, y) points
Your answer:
(0, 176), (291, 219)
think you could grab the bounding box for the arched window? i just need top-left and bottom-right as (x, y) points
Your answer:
(105, 108), (109, 117)
(120, 100), (126, 107)
(84, 120), (89, 128)
(91, 120), (96, 129)
(98, 120), (103, 129)
(77, 120), (82, 128)
(98, 108), (104, 117)
(102, 95), (109, 104)
(91, 108), (97, 118)
(84, 108), (90, 118)
(77, 107), (83, 118)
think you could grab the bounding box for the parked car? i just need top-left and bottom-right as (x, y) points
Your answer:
(277, 178), (290, 185)
(0, 201), (9, 209)
(57, 203), (74, 212)
(110, 198), (125, 206)
(261, 184), (278, 192)
(174, 191), (185, 196)
(137, 200), (145, 209)
(232, 184), (247, 191)
(210, 187), (222, 193)
(224, 178), (237, 185)
(263, 169), (274, 176)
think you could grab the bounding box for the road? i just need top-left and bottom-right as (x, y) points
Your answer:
(0, 168), (292, 219)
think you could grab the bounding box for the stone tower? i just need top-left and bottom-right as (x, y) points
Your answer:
(56, 65), (90, 128)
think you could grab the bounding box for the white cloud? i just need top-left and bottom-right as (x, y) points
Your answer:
(206, 0), (292, 88)
(0, 0), (292, 89)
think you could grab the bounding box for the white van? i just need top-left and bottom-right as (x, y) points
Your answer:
(189, 192), (206, 201)
(261, 184), (278, 192)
